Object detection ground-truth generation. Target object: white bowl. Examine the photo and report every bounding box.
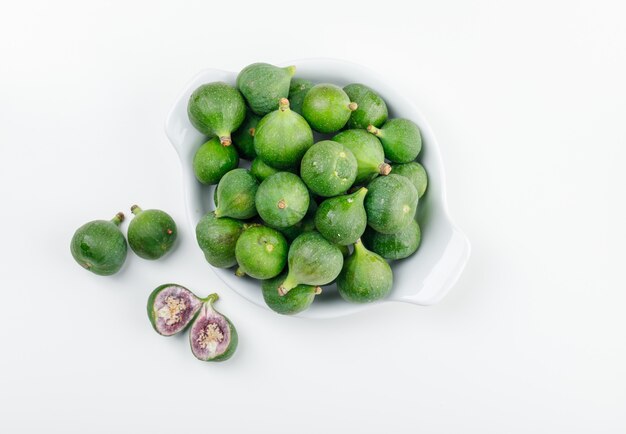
[165,58,470,318]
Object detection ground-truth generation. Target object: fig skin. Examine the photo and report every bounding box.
[127,206,177,260]
[189,294,238,362]
[256,172,310,228]
[193,137,240,185]
[187,82,246,146]
[235,225,288,279]
[288,78,314,115]
[250,158,279,182]
[367,118,422,163]
[279,231,343,295]
[343,83,388,129]
[262,273,322,315]
[237,63,296,115]
[362,220,421,260]
[337,239,393,303]
[231,111,261,160]
[300,140,358,197]
[196,211,244,268]
[147,283,202,336]
[332,129,391,184]
[302,83,358,133]
[70,212,127,275]
[365,174,418,234]
[391,162,428,198]
[315,187,368,246]
[254,98,314,170]
[214,168,259,220]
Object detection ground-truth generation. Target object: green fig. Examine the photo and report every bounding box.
[232,111,261,160]
[278,231,343,295]
[214,169,259,219]
[250,157,279,182]
[315,187,368,245]
[192,137,239,185]
[262,273,322,315]
[254,98,314,169]
[189,294,238,362]
[236,62,296,115]
[343,83,388,129]
[300,140,358,197]
[256,172,309,228]
[365,174,418,234]
[127,206,177,260]
[288,78,314,114]
[302,83,358,133]
[367,119,422,163]
[391,162,428,198]
[70,212,127,275]
[196,211,244,268]
[188,82,246,145]
[337,239,393,303]
[147,284,202,336]
[362,220,421,260]
[332,129,391,183]
[235,225,287,279]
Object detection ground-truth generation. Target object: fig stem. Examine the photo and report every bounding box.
[219,135,232,146]
[353,238,365,254]
[249,127,256,137]
[367,125,381,136]
[348,102,358,111]
[278,274,298,296]
[203,293,219,304]
[284,65,296,77]
[235,267,246,277]
[130,205,142,215]
[314,286,322,295]
[278,98,290,112]
[354,187,368,198]
[111,212,125,226]
[379,162,392,176]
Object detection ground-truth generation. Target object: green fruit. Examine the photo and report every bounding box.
[232,111,261,160]
[288,78,313,114]
[343,83,388,129]
[188,82,246,145]
[192,137,239,185]
[256,172,309,228]
[235,225,287,279]
[250,158,279,182]
[302,83,358,133]
[332,129,391,183]
[362,220,421,260]
[236,63,296,115]
[127,206,177,260]
[254,98,314,169]
[337,240,393,303]
[189,294,238,362]
[279,232,343,295]
[196,211,244,268]
[262,273,322,315]
[147,284,202,336]
[391,162,428,198]
[214,169,259,219]
[300,140,358,197]
[367,119,422,163]
[315,187,368,245]
[365,174,418,234]
[70,212,128,275]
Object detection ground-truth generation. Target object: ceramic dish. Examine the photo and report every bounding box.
[165,58,470,318]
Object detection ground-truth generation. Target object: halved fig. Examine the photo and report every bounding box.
[147,284,203,336]
[189,294,238,362]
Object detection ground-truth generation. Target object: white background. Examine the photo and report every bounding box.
[1,0,625,432]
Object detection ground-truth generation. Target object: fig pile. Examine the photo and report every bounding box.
[193,62,429,315]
